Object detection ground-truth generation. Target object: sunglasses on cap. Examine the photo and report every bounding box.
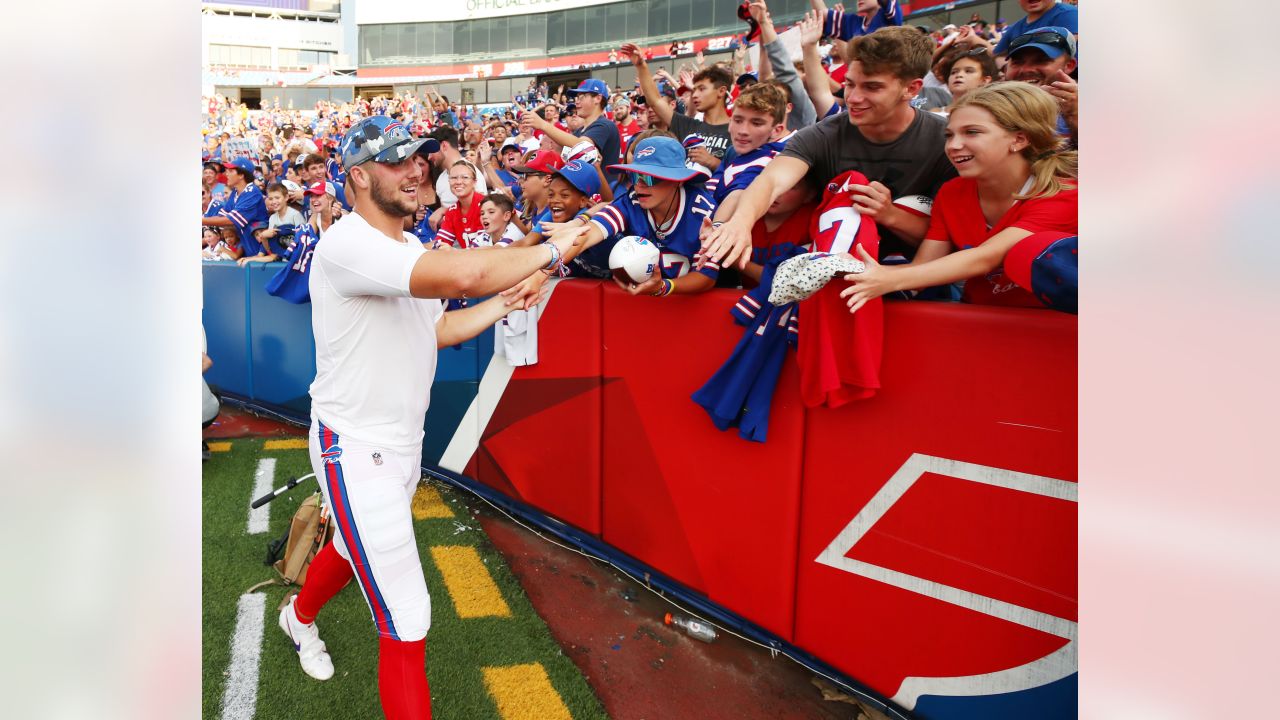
[631,172,658,187]
[1008,30,1072,53]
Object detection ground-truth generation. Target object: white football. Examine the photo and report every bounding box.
[562,140,599,164]
[892,195,934,217]
[608,235,660,284]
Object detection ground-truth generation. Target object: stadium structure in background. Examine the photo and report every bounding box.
[203,0,1029,107]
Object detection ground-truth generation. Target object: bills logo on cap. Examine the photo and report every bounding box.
[636,146,657,159]
[564,161,585,172]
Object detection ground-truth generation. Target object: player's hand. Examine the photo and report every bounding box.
[539,219,587,235]
[620,42,647,67]
[700,218,753,270]
[615,273,665,297]
[838,244,893,314]
[500,270,548,311]
[847,181,896,223]
[547,221,592,251]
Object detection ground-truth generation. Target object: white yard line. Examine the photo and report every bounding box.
[247,458,276,535]
[220,592,267,720]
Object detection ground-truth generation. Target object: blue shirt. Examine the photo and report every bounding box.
[994,3,1079,55]
[709,141,786,206]
[590,186,720,281]
[217,184,269,256]
[264,223,319,304]
[824,0,901,41]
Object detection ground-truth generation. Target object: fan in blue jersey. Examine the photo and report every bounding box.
[202,156,270,259]
[708,83,789,215]
[542,136,720,299]
[821,0,902,41]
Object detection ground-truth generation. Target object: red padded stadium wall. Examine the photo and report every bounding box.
[792,302,1077,699]
[476,280,605,534]
[462,282,1076,698]
[600,285,806,641]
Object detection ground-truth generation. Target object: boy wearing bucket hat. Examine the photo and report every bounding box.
[537,136,721,299]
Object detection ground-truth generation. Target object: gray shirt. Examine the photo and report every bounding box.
[669,113,732,159]
[780,108,957,255]
[764,37,817,130]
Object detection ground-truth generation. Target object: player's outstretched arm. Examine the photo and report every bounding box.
[701,154,809,269]
[407,232,575,299]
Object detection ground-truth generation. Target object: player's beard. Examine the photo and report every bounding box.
[369,170,417,218]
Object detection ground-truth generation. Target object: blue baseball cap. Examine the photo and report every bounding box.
[567,78,610,98]
[1008,26,1077,60]
[551,160,601,197]
[340,116,440,172]
[1004,231,1077,314]
[608,136,701,183]
[225,156,256,177]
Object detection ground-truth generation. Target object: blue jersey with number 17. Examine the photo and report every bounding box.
[265,223,319,304]
[590,185,720,281]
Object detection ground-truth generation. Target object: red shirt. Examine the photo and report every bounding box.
[436,192,486,249]
[926,178,1078,307]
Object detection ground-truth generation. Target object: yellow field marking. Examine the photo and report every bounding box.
[430,546,511,618]
[412,484,454,520]
[263,438,308,450]
[482,663,572,720]
[207,441,232,453]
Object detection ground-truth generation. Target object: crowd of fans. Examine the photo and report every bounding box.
[202,0,1078,315]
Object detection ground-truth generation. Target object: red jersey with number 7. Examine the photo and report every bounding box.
[797,171,884,408]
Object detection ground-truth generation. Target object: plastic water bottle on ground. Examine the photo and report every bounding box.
[664,612,717,643]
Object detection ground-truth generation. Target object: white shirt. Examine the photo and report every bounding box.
[435,160,488,207]
[308,211,445,453]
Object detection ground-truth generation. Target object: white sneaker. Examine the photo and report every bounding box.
[279,597,335,680]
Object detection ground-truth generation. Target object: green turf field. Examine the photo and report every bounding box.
[202,438,609,719]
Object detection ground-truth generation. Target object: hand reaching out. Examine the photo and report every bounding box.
[837,244,892,314]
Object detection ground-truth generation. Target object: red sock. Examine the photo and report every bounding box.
[378,637,432,720]
[294,542,354,623]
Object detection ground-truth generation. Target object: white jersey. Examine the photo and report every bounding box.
[308,210,444,454]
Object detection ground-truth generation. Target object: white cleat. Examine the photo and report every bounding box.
[279,596,335,681]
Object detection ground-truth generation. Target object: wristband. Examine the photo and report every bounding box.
[653,278,674,297]
[543,241,561,270]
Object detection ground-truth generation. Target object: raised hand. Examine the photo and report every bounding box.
[799,10,823,47]
[620,42,647,67]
